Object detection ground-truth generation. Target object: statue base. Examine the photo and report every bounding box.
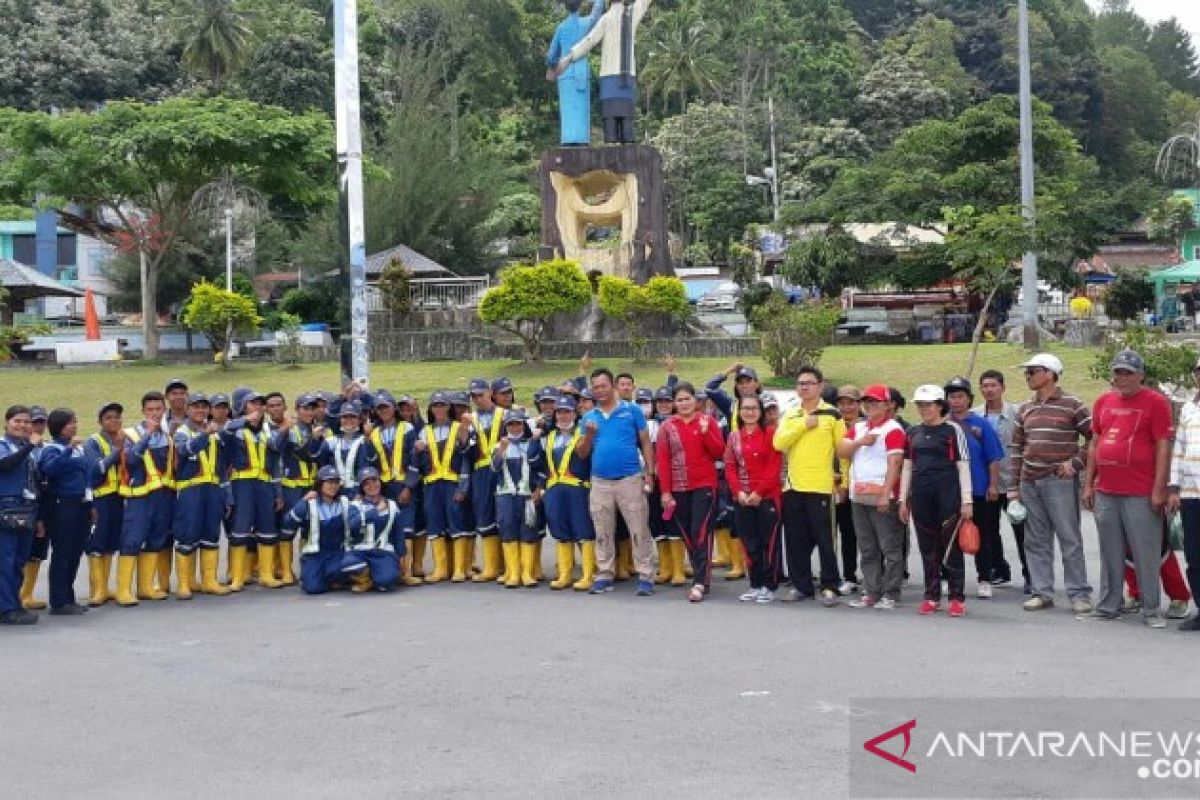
[538,144,670,283]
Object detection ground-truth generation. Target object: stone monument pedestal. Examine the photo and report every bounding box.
[539,144,670,283]
[1063,318,1101,347]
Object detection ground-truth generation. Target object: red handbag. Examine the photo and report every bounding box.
[958,518,981,555]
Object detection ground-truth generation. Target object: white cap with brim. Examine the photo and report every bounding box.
[1019,353,1064,375]
[912,384,945,403]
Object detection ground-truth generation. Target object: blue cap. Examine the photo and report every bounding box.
[316,465,340,483]
[187,392,209,406]
[429,391,451,406]
[98,401,124,420]
[317,391,337,405]
[635,388,653,403]
[295,393,317,409]
[165,377,188,393]
[579,389,594,401]
[374,389,396,408]
[357,466,382,484]
[554,396,578,412]
[491,377,513,394]
[654,386,673,401]
[338,401,361,417]
[210,393,230,408]
[503,409,528,425]
[469,378,490,394]
[535,386,559,403]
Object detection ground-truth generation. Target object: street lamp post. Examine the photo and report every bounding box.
[1018,0,1040,349]
[224,207,233,292]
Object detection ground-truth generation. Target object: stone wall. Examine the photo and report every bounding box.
[368,331,760,362]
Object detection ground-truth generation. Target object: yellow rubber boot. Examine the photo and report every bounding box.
[473,536,502,582]
[193,555,204,594]
[713,528,731,568]
[425,537,449,583]
[519,542,539,587]
[655,541,672,585]
[155,549,172,595]
[247,548,259,584]
[573,541,596,592]
[136,552,167,600]
[87,556,110,606]
[227,546,248,592]
[400,549,423,586]
[20,562,47,610]
[465,536,478,577]
[200,549,231,595]
[410,536,427,579]
[550,542,575,590]
[450,537,470,582]
[278,540,297,586]
[532,539,544,581]
[256,544,284,589]
[115,555,139,606]
[350,570,374,593]
[615,539,632,581]
[725,536,747,580]
[174,552,194,601]
[502,542,522,588]
[669,539,689,586]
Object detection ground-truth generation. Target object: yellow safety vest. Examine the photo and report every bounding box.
[369,423,410,483]
[423,422,461,485]
[474,410,504,469]
[174,428,220,490]
[118,427,171,498]
[546,430,588,489]
[281,427,317,489]
[91,433,119,498]
[230,427,270,481]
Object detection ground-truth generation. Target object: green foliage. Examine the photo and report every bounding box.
[854,55,950,148]
[780,230,865,295]
[727,242,757,287]
[739,283,776,318]
[1103,271,1155,323]
[750,295,841,378]
[181,280,262,364]
[478,259,592,362]
[271,311,304,367]
[280,280,342,326]
[0,204,33,220]
[0,322,52,361]
[598,274,690,360]
[1147,195,1198,245]
[174,0,254,88]
[377,258,414,316]
[1090,325,1196,390]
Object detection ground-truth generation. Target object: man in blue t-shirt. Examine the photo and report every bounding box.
[577,368,658,595]
[944,377,1004,599]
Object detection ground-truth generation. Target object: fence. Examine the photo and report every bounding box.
[368,332,761,363]
[366,276,490,313]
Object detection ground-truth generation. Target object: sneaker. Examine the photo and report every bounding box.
[875,597,897,610]
[636,580,655,596]
[992,575,1012,587]
[1178,615,1200,631]
[918,599,939,615]
[848,595,876,608]
[588,579,614,594]
[1121,597,1141,614]
[947,599,966,617]
[977,583,993,599]
[1144,614,1167,629]
[1023,596,1053,611]
[837,580,859,596]
[1167,600,1190,619]
[1070,599,1094,615]
[0,609,38,625]
[49,604,88,616]
[1085,609,1120,621]
[756,589,776,604]
[780,587,804,603]
[687,585,705,603]
[820,589,839,607]
[739,588,762,602]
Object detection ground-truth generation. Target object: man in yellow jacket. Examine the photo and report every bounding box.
[773,365,847,607]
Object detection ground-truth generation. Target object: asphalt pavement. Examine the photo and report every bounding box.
[3,513,1198,799]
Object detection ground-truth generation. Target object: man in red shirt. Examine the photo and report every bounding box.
[1083,349,1173,627]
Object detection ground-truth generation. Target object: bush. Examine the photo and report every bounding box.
[750,296,841,378]
[272,312,305,367]
[280,280,342,326]
[478,259,593,362]
[1090,325,1196,391]
[377,257,413,315]
[1103,270,1154,322]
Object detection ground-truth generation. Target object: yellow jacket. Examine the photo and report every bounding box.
[772,401,846,494]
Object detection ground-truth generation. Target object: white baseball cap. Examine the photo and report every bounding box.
[1019,353,1063,375]
[912,384,945,403]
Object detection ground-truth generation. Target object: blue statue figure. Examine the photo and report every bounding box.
[546,0,607,146]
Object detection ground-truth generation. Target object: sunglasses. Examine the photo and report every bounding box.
[1023,367,1047,377]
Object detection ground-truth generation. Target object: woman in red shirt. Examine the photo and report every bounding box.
[657,382,727,602]
[724,395,783,603]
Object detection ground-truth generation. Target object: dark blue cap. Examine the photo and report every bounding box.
[554,396,578,412]
[469,378,490,394]
[635,388,653,403]
[491,377,513,394]
[316,465,340,482]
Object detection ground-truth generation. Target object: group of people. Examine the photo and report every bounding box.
[1,348,1196,633]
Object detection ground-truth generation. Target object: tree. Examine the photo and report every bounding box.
[1147,195,1198,246]
[778,120,871,207]
[750,295,841,378]
[597,275,690,358]
[1103,270,1155,323]
[477,259,592,362]
[1090,46,1171,179]
[280,280,343,328]
[0,98,334,359]
[779,230,866,295]
[853,55,951,148]
[1146,19,1200,95]
[174,0,255,89]
[181,280,262,368]
[883,13,978,112]
[236,33,333,114]
[641,0,723,114]
[377,258,414,316]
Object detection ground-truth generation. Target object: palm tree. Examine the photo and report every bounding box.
[641,3,723,115]
[175,0,255,89]
[1156,111,1200,188]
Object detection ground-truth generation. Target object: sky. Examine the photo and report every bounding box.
[1085,1,1200,46]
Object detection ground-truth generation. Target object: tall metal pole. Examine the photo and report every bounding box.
[1018,0,1040,349]
[768,97,780,223]
[224,207,234,292]
[334,0,370,385]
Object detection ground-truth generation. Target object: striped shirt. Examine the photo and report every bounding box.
[1011,388,1092,483]
[1170,398,1200,498]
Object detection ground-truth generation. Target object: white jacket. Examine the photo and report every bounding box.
[565,0,653,79]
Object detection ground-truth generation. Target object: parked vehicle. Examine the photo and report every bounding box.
[697,282,742,312]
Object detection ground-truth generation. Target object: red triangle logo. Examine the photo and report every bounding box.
[864,719,917,773]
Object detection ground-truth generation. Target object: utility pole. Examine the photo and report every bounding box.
[334,0,370,385]
[224,207,234,292]
[1018,0,1040,349]
[768,97,780,223]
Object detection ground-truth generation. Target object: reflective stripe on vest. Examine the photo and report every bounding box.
[546,430,588,489]
[356,499,396,553]
[91,433,119,497]
[281,428,317,489]
[369,423,410,483]
[333,436,365,488]
[118,427,171,498]
[174,428,220,490]
[302,496,350,555]
[474,410,504,469]
[230,427,270,481]
[423,422,460,484]
[496,444,532,496]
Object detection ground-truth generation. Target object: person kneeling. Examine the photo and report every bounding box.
[353,467,403,592]
[283,466,368,594]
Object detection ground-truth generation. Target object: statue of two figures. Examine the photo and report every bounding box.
[546,0,653,146]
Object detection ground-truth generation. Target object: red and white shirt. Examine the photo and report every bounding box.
[845,418,906,502]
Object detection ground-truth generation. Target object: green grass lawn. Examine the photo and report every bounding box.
[0,342,1110,417]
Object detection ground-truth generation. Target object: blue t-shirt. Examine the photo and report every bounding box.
[956,412,1003,497]
[583,400,648,480]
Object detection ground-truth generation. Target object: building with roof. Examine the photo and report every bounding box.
[1174,188,1200,263]
[0,257,84,325]
[0,214,116,319]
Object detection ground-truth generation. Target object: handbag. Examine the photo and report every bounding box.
[958,518,981,556]
[0,505,37,534]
